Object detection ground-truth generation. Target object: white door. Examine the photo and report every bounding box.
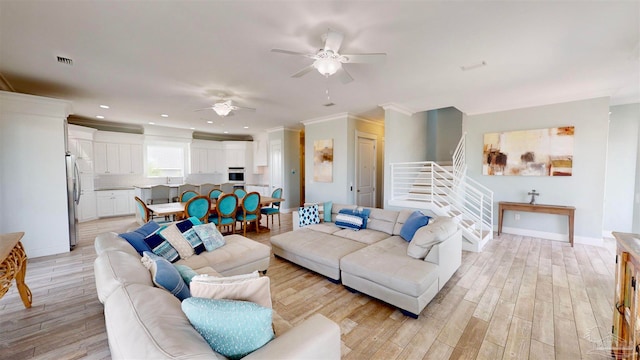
[356,136,376,207]
[270,140,283,197]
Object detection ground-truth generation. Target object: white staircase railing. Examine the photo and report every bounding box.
[389,133,494,252]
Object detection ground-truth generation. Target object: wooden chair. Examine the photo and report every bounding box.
[200,183,218,197]
[208,189,223,200]
[174,184,199,201]
[209,193,238,234]
[233,188,247,199]
[260,187,282,228]
[180,190,199,202]
[236,192,261,236]
[149,185,170,204]
[134,196,153,223]
[184,195,211,223]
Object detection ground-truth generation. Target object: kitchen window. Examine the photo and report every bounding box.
[146,143,186,177]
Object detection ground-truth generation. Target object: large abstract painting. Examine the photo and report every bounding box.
[313,139,333,182]
[483,126,574,176]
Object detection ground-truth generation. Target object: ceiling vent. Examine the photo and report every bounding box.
[56,56,73,66]
[323,102,335,107]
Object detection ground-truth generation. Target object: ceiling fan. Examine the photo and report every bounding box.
[195,98,256,117]
[271,28,386,84]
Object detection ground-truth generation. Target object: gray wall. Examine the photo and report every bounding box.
[603,103,640,234]
[426,107,463,162]
[268,128,301,211]
[464,97,610,243]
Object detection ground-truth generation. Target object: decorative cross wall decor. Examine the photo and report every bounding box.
[528,189,540,205]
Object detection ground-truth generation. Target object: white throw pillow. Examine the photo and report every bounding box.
[190,271,272,309]
[160,224,195,259]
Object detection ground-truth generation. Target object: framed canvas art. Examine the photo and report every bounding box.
[313,139,333,182]
[483,126,574,176]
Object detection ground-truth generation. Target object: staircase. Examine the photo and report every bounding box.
[389,134,493,252]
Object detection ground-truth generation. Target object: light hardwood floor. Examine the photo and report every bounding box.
[0,214,616,359]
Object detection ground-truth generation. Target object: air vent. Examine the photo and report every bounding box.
[57,56,73,65]
[323,102,335,107]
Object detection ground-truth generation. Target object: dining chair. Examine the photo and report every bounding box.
[233,188,247,199]
[200,183,218,197]
[184,195,211,223]
[260,187,282,228]
[236,192,261,236]
[208,189,223,200]
[180,190,199,202]
[209,193,238,234]
[135,196,171,224]
[149,185,171,204]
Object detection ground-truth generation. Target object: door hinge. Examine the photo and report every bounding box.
[612,325,615,334]
[616,254,618,264]
[632,277,636,290]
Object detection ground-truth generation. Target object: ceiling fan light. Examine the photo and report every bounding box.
[314,58,341,76]
[213,107,232,116]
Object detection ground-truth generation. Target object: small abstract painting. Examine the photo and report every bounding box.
[313,139,333,182]
[483,126,574,176]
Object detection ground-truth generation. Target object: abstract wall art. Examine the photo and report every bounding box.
[313,139,333,182]
[483,126,574,176]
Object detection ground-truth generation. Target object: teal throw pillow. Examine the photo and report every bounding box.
[174,264,199,286]
[142,251,191,301]
[323,201,333,222]
[193,223,225,251]
[399,211,431,242]
[182,298,274,360]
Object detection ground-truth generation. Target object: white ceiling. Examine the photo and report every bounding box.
[1,1,638,136]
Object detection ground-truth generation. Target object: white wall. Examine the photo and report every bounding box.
[0,91,72,257]
[464,97,610,244]
[268,128,301,210]
[603,103,639,235]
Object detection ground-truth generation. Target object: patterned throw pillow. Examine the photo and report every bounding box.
[141,252,191,301]
[193,223,226,252]
[298,204,320,227]
[176,218,206,255]
[160,224,196,259]
[143,228,180,263]
[181,298,274,360]
[335,213,364,231]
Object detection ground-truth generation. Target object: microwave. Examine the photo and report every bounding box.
[228,167,245,183]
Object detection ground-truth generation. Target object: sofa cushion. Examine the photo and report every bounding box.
[330,204,357,221]
[298,204,320,227]
[182,298,274,360]
[333,228,390,245]
[193,223,226,252]
[340,236,439,297]
[190,271,272,308]
[95,232,142,258]
[305,222,342,234]
[119,221,159,255]
[366,208,399,235]
[399,211,431,242]
[407,217,459,259]
[142,252,191,301]
[94,250,154,303]
[160,224,196,259]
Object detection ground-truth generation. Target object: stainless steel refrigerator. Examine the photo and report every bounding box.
[65,152,81,249]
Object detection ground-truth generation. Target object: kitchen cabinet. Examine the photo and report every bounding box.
[69,138,94,160]
[78,191,97,222]
[191,146,225,174]
[246,185,270,197]
[612,231,640,359]
[225,142,247,168]
[96,190,135,217]
[95,142,143,174]
[253,136,268,167]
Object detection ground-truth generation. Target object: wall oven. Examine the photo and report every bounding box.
[228,167,245,183]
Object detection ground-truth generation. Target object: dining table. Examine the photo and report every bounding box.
[147,196,284,229]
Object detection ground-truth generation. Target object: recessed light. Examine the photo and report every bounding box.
[223,131,229,134]
[149,122,155,125]
[96,115,104,119]
[161,114,169,118]
[207,121,213,124]
[190,127,195,130]
[243,126,249,129]
[99,105,109,109]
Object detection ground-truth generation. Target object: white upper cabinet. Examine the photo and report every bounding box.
[253,133,268,172]
[94,141,143,175]
[190,141,225,174]
[224,141,249,168]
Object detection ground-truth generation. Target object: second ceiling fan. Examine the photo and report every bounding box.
[272,28,386,84]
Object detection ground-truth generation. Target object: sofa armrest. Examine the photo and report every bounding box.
[424,229,462,290]
[244,314,341,360]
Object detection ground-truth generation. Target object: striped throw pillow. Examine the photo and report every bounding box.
[335,213,364,231]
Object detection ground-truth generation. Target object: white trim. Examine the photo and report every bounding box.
[499,226,605,247]
[355,131,377,208]
[301,112,349,126]
[379,103,414,116]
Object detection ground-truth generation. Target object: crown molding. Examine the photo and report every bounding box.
[379,103,415,117]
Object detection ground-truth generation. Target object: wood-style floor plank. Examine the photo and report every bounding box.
[0,214,617,359]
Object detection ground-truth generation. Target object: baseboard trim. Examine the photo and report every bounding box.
[499,226,604,247]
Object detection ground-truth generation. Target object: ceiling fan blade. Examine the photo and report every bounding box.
[337,67,354,84]
[342,53,387,64]
[271,49,309,56]
[291,65,316,78]
[323,29,344,53]
[235,106,256,112]
[194,107,213,112]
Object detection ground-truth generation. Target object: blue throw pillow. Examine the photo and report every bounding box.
[175,218,206,255]
[182,298,274,360]
[339,208,371,228]
[143,228,181,263]
[142,252,191,301]
[400,211,431,242]
[323,201,333,222]
[193,223,226,251]
[119,221,160,255]
[335,213,364,231]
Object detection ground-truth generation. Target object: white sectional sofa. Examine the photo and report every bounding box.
[93,232,341,359]
[270,204,462,318]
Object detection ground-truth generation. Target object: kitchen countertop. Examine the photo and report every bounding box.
[95,187,135,191]
[134,184,181,189]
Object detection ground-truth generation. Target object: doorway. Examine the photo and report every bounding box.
[355,132,376,207]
